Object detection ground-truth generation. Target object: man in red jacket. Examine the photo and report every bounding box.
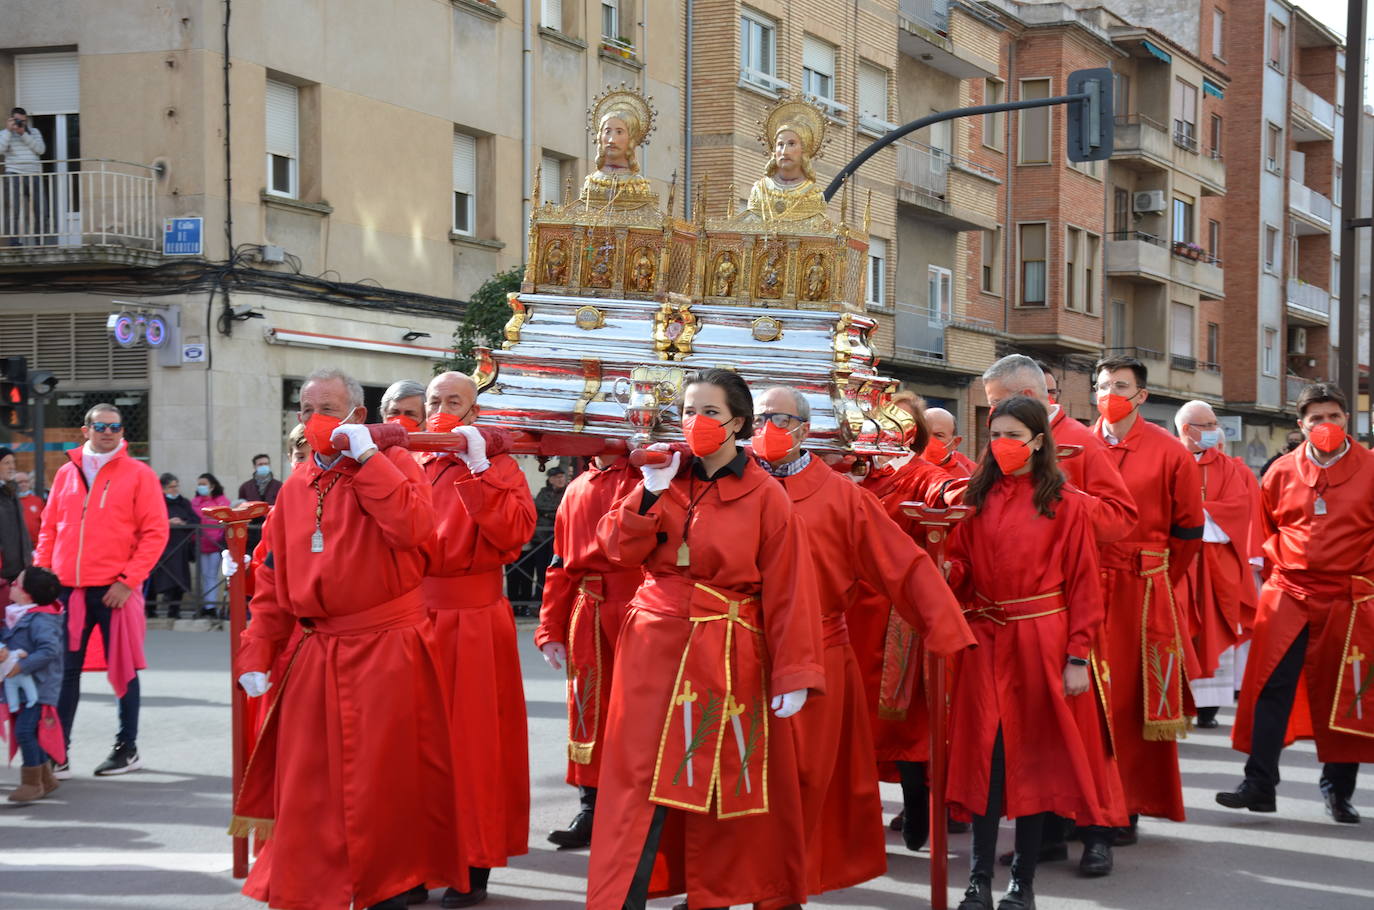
[14,471,45,548]
[922,407,976,478]
[34,404,168,779]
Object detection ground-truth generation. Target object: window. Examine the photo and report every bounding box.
[1213,9,1226,59]
[1085,233,1099,313]
[1264,225,1279,272]
[1110,299,1127,349]
[1333,255,1341,292]
[541,0,562,30]
[739,10,778,90]
[1065,227,1078,309]
[802,36,836,106]
[540,154,563,205]
[1265,123,1282,173]
[1172,197,1194,244]
[928,265,953,320]
[866,236,887,308]
[1113,72,1130,118]
[1173,79,1198,151]
[858,63,891,131]
[983,79,1004,150]
[452,131,476,235]
[1019,223,1047,306]
[981,227,1002,293]
[1268,18,1285,71]
[1208,219,1221,258]
[1170,302,1195,358]
[1064,228,1100,312]
[601,0,619,40]
[1207,322,1220,365]
[1208,114,1223,158]
[265,80,299,197]
[1335,164,1343,198]
[1113,188,1131,234]
[1263,327,1278,375]
[1018,78,1051,164]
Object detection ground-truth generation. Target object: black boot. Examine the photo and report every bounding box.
[957,876,993,910]
[404,883,430,904]
[1112,814,1139,846]
[441,868,489,908]
[896,761,930,851]
[548,785,596,848]
[367,896,411,910]
[1195,705,1220,729]
[997,879,1035,910]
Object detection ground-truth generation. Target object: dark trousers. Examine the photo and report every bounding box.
[1245,626,1359,798]
[57,585,141,750]
[16,703,49,767]
[971,729,1047,884]
[2,172,46,240]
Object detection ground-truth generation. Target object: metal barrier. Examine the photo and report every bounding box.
[143,521,231,620]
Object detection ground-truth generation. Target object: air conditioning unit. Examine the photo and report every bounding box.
[1133,190,1166,213]
[1291,326,1309,355]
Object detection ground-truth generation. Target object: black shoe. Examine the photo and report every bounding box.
[94,741,141,776]
[1215,782,1276,813]
[997,879,1035,910]
[1079,841,1113,876]
[52,760,72,780]
[1195,706,1220,728]
[998,842,1067,866]
[889,809,905,831]
[439,888,487,909]
[902,805,930,851]
[1111,818,1138,845]
[957,877,993,910]
[548,808,594,848]
[367,897,409,910]
[1323,788,1361,824]
[405,883,430,904]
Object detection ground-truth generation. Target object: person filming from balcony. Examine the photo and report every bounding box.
[0,107,47,246]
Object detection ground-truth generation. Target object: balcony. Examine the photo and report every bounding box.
[1287,374,1308,404]
[1168,243,1225,298]
[1291,82,1336,141]
[1287,278,1333,322]
[1289,179,1333,233]
[895,140,998,231]
[898,0,998,78]
[1190,145,1227,196]
[0,159,163,269]
[895,305,949,359]
[1111,114,1172,171]
[1105,231,1172,284]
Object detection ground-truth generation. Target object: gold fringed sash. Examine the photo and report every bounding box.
[566,576,606,765]
[1138,550,1189,742]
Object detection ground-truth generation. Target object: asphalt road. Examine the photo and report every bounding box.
[1,627,1370,910]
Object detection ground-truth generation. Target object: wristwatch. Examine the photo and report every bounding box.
[1067,656,1089,667]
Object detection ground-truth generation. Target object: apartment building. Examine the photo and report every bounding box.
[0,0,683,484]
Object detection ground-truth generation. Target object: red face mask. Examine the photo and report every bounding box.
[385,415,420,432]
[1047,391,1058,406]
[1308,421,1345,453]
[990,437,1034,475]
[684,414,731,457]
[426,411,464,433]
[923,438,949,465]
[752,421,795,463]
[304,413,343,458]
[1096,392,1136,424]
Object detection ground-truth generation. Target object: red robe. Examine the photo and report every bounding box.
[1175,448,1260,678]
[774,457,973,899]
[1092,415,1204,821]
[235,450,463,910]
[946,477,1122,826]
[929,449,977,479]
[1233,442,1374,761]
[535,458,643,786]
[588,453,825,910]
[421,452,535,870]
[849,456,956,771]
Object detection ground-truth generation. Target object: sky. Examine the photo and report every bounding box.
[1295,0,1373,102]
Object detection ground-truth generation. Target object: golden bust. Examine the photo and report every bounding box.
[745,94,830,226]
[579,84,658,209]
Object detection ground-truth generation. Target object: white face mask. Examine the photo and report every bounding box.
[1195,429,1223,450]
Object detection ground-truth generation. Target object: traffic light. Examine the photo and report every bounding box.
[1067,68,1114,162]
[0,356,29,430]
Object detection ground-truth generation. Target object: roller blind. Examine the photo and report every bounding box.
[541,154,561,203]
[453,132,476,194]
[858,63,887,120]
[16,53,80,114]
[803,36,833,77]
[541,0,561,29]
[265,80,299,159]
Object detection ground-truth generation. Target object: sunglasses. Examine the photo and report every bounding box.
[88,422,124,433]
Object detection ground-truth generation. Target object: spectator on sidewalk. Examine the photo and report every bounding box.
[35,403,168,778]
[191,473,231,616]
[2,566,66,803]
[0,448,33,606]
[148,474,197,621]
[14,471,45,548]
[237,454,283,505]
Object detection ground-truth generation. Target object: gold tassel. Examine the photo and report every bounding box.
[227,815,275,840]
[1141,718,1190,742]
[568,741,596,765]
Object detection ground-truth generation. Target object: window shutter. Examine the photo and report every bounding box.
[541,154,561,203]
[859,64,887,120]
[265,81,299,159]
[803,36,833,77]
[15,53,80,114]
[541,0,562,28]
[453,132,477,195]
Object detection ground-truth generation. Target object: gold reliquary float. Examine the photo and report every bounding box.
[474,84,914,455]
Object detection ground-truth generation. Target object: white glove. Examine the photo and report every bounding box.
[453,425,490,474]
[771,688,808,718]
[540,642,567,671]
[639,450,681,493]
[238,671,271,698]
[220,549,251,578]
[334,423,377,463]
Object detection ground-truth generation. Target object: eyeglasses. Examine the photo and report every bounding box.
[88,422,123,433]
[756,412,804,428]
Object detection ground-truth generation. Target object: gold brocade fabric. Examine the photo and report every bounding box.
[579,170,658,210]
[745,176,828,226]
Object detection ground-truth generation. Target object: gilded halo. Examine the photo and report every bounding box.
[758,92,829,161]
[587,83,657,148]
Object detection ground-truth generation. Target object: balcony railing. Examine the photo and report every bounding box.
[739,68,791,95]
[1289,179,1333,226]
[1108,230,1167,247]
[0,159,159,250]
[1169,239,1222,266]
[1287,278,1332,317]
[1291,82,1336,133]
[1172,120,1198,153]
[598,35,637,60]
[896,304,949,358]
[899,0,949,37]
[897,141,949,201]
[1286,374,1308,404]
[1171,354,1197,371]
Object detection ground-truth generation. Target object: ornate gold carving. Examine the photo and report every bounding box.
[629,246,656,292]
[574,305,607,331]
[801,253,828,301]
[712,251,739,297]
[470,347,499,392]
[756,244,785,300]
[543,238,569,285]
[833,313,853,367]
[653,296,698,360]
[572,357,603,432]
[585,233,616,289]
[502,294,529,349]
[751,316,784,343]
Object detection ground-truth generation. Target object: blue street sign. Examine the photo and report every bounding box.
[163,217,204,256]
